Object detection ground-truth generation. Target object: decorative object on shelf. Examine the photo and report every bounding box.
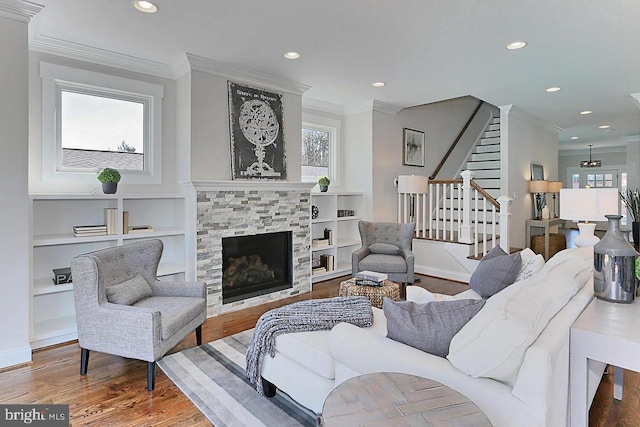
[580,144,602,168]
[97,168,121,194]
[594,215,639,303]
[128,225,154,233]
[324,228,334,245]
[52,267,72,285]
[528,180,548,220]
[337,209,355,217]
[547,181,563,218]
[560,188,619,247]
[541,205,550,219]
[228,81,286,180]
[620,188,640,250]
[311,205,319,219]
[318,175,330,192]
[402,128,425,167]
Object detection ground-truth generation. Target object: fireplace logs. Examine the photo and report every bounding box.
[223,255,275,288]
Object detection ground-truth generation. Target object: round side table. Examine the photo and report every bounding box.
[338,278,400,308]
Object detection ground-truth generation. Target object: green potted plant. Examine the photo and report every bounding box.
[620,189,640,250]
[318,176,330,192]
[97,168,121,194]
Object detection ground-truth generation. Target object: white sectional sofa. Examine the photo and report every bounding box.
[260,248,606,426]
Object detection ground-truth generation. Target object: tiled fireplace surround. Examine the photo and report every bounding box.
[195,182,314,317]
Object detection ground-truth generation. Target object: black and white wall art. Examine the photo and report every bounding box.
[228,82,287,180]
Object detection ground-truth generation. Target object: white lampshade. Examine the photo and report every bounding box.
[559,188,619,222]
[529,180,549,193]
[397,175,428,194]
[547,181,563,193]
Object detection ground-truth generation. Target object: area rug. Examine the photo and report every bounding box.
[158,329,316,427]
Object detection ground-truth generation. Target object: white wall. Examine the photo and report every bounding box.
[0,15,31,368]
[28,52,179,194]
[502,105,559,248]
[627,142,640,190]
[343,110,373,220]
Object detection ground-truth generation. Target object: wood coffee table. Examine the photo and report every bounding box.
[321,372,490,426]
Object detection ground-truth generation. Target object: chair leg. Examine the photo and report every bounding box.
[147,361,156,391]
[262,377,277,397]
[196,325,202,346]
[80,348,90,375]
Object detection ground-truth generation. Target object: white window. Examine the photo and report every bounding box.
[41,62,163,184]
[301,122,339,183]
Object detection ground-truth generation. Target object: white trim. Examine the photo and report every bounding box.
[185,180,315,192]
[40,62,164,185]
[302,98,344,116]
[301,119,341,186]
[185,53,310,96]
[415,264,472,283]
[0,0,42,23]
[372,99,403,115]
[0,345,31,369]
[623,135,640,143]
[500,104,562,134]
[344,99,405,116]
[29,34,176,79]
[631,93,640,108]
[559,146,627,156]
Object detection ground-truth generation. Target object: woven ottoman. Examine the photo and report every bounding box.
[339,278,400,308]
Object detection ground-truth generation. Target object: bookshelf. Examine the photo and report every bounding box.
[29,193,187,349]
[311,192,365,284]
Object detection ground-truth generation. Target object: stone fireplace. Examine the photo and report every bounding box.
[194,181,313,316]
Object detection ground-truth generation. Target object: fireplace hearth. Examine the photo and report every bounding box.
[222,231,293,304]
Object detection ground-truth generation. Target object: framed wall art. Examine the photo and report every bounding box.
[403,128,425,167]
[228,81,287,180]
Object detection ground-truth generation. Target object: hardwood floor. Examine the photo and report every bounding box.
[0,274,635,426]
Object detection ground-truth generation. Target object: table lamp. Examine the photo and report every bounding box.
[547,181,563,218]
[397,175,428,224]
[529,180,548,219]
[559,188,619,247]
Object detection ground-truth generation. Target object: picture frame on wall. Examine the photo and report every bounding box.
[228,81,287,180]
[403,128,425,167]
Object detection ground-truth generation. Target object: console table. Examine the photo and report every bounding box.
[321,372,490,426]
[570,297,640,427]
[526,218,564,260]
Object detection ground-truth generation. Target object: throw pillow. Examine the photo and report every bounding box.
[447,255,592,385]
[384,298,486,358]
[516,248,545,281]
[469,246,522,298]
[105,273,153,305]
[369,243,401,255]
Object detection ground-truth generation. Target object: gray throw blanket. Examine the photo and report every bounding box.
[246,296,374,395]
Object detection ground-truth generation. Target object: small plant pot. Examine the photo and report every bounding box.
[320,185,328,192]
[102,182,118,194]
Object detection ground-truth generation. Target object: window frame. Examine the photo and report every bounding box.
[301,118,340,185]
[40,62,164,184]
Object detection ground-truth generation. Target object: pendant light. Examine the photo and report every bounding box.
[580,145,601,168]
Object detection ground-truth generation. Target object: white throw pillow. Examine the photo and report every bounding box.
[516,248,545,281]
[447,252,592,385]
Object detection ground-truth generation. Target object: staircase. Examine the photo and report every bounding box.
[465,116,501,199]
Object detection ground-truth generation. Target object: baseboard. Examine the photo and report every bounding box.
[0,345,32,370]
[415,265,471,283]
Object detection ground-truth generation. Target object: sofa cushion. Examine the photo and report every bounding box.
[469,246,521,298]
[105,273,153,305]
[368,243,401,255]
[516,248,545,281]
[447,249,592,385]
[133,296,205,340]
[384,298,485,357]
[359,254,407,273]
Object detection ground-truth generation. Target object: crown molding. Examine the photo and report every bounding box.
[29,34,175,79]
[623,134,640,143]
[344,99,404,116]
[184,53,310,96]
[632,93,640,109]
[0,0,42,23]
[372,99,403,115]
[558,145,626,155]
[499,104,562,134]
[302,98,344,116]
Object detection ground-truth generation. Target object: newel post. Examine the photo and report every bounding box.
[459,170,474,244]
[497,195,513,252]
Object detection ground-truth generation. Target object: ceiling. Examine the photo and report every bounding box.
[28,0,640,151]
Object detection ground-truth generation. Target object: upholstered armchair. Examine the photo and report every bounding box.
[352,220,416,285]
[70,239,207,390]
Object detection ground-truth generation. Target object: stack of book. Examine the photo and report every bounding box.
[312,266,327,275]
[312,238,330,248]
[355,270,388,286]
[128,225,154,233]
[73,225,107,237]
[320,254,334,271]
[104,208,117,235]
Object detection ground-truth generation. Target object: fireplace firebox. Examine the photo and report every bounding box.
[222,231,293,304]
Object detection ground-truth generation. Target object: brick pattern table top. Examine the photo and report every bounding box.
[321,372,491,427]
[338,278,400,309]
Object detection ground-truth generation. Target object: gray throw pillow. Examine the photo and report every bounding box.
[384,298,486,357]
[369,243,401,255]
[469,246,522,298]
[105,273,153,305]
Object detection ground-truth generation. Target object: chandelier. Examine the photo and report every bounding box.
[580,144,601,168]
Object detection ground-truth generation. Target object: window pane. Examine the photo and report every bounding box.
[61,91,144,170]
[572,174,580,189]
[301,128,329,179]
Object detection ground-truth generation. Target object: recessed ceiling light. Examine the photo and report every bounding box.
[506,41,527,50]
[546,87,561,93]
[598,125,610,129]
[283,52,300,60]
[580,110,593,115]
[372,82,386,87]
[133,0,158,13]
[571,136,579,140]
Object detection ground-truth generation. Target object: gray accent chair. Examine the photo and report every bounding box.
[352,221,416,285]
[71,239,207,391]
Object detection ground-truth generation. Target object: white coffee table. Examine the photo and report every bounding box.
[570,297,640,426]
